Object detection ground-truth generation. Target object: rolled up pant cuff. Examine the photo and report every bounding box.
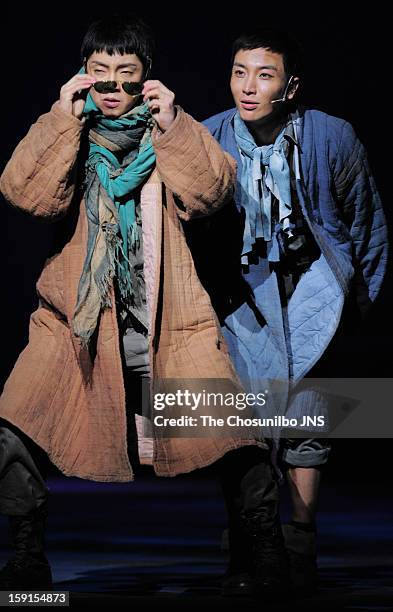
[282,446,330,467]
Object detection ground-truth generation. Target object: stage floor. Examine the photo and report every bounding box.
[1,472,392,610]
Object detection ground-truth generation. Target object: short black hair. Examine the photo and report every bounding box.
[81,14,155,73]
[231,29,303,79]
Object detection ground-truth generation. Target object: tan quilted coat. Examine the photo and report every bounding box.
[0,102,264,482]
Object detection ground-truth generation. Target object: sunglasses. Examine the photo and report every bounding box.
[92,81,144,96]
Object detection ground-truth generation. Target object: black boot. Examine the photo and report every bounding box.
[0,502,53,590]
[218,446,288,598]
[242,515,290,598]
[221,519,254,597]
[282,522,318,593]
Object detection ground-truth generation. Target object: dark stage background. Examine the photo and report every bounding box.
[0,8,392,485]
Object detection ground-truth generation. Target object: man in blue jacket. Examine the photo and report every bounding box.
[199,29,388,596]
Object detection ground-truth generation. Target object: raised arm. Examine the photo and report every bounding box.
[152,106,236,221]
[0,101,85,222]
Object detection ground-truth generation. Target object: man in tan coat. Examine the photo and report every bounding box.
[0,16,288,596]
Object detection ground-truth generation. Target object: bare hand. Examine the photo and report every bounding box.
[59,74,97,120]
[142,80,176,132]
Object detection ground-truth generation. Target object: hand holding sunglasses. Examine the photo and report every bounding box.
[59,73,98,120]
[142,80,176,133]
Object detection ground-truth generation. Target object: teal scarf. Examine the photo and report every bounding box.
[233,112,293,264]
[71,85,156,346]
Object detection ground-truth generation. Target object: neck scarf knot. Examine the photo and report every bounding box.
[233,111,293,264]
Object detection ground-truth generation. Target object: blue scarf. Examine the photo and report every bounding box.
[71,86,156,346]
[233,112,293,264]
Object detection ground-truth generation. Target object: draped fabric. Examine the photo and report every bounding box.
[233,111,294,265]
[71,89,156,345]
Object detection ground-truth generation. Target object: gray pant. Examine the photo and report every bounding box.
[0,421,49,516]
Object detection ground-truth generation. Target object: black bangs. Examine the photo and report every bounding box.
[81,15,155,70]
[231,28,304,79]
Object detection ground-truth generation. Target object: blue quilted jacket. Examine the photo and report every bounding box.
[201,107,388,419]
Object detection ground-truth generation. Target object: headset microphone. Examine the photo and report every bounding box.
[271,75,294,104]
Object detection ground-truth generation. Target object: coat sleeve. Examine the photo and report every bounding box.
[151,106,236,220]
[333,121,389,314]
[0,101,85,222]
